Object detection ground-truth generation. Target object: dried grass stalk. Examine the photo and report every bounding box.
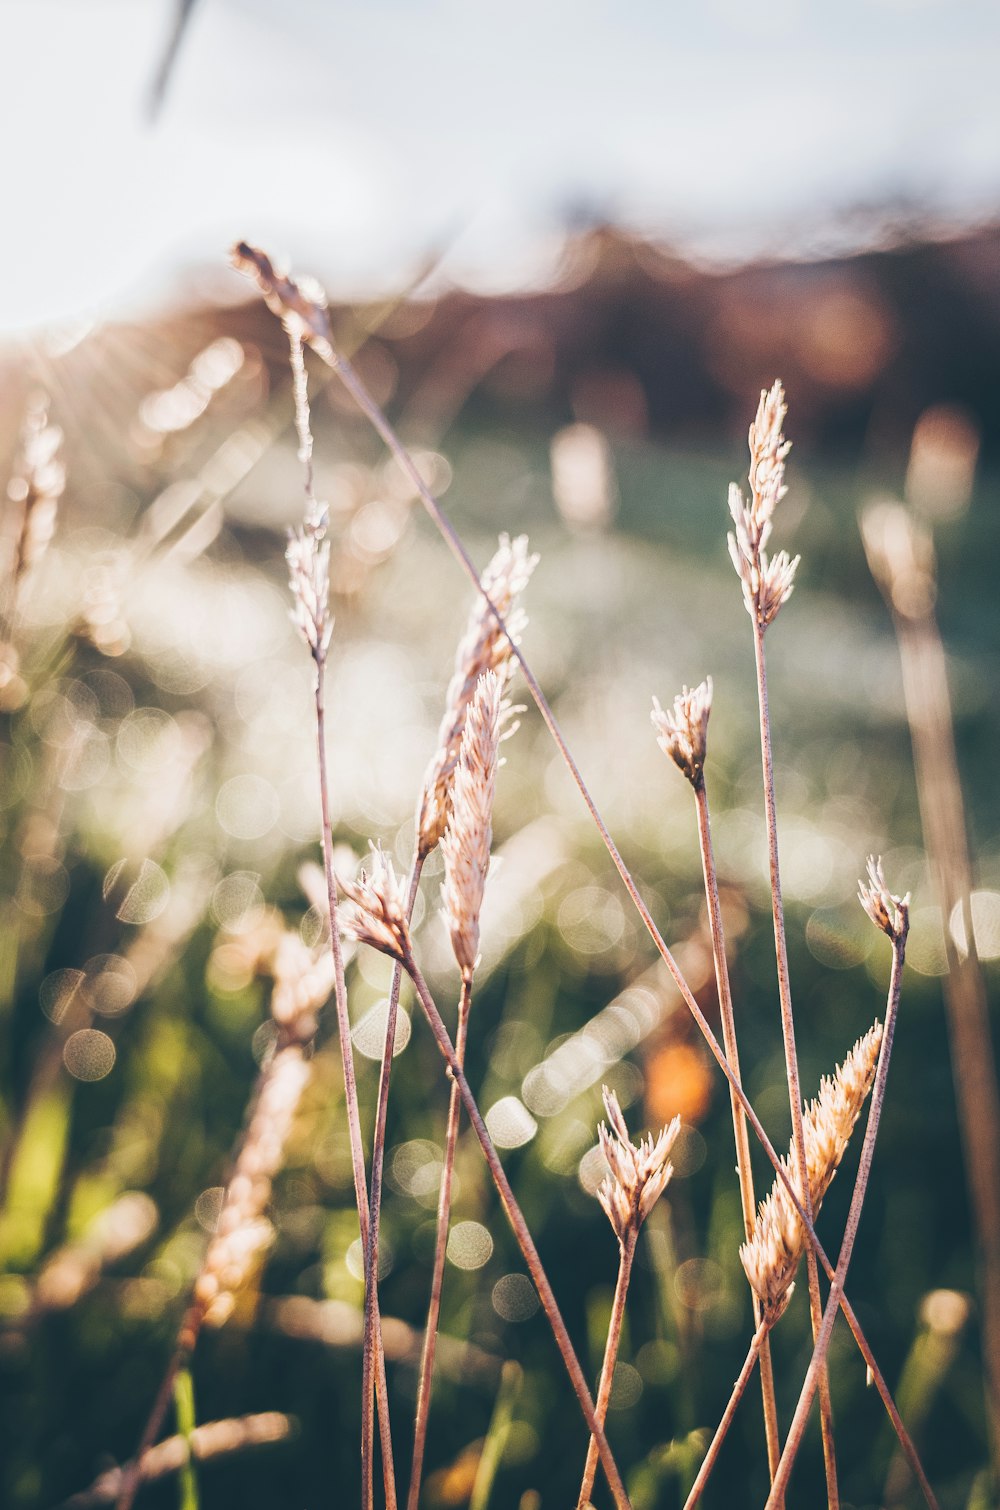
[741,1023,883,1319]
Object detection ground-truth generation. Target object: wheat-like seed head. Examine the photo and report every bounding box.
[596,1086,681,1245]
[340,846,411,962]
[231,242,332,349]
[651,678,713,785]
[440,671,503,979]
[269,931,337,1044]
[858,856,910,943]
[727,381,799,629]
[418,533,537,857]
[740,1022,883,1318]
[195,1043,313,1327]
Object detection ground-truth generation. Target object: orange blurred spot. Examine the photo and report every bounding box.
[645,1041,713,1126]
[426,1441,482,1506]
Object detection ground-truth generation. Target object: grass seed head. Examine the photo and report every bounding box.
[651,678,713,785]
[340,846,411,962]
[596,1086,681,1245]
[740,1022,883,1317]
[418,533,537,857]
[727,381,798,629]
[858,855,910,943]
[440,670,504,979]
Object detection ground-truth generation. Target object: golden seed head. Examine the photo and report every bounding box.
[440,671,504,979]
[858,855,910,944]
[651,678,713,785]
[418,533,537,856]
[740,1022,882,1317]
[340,846,410,962]
[727,381,798,629]
[595,1086,681,1244]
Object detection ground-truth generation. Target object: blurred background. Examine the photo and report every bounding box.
[1,2,999,1507]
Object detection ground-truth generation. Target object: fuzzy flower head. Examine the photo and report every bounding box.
[858,856,910,944]
[286,507,332,656]
[596,1087,681,1245]
[651,678,712,786]
[727,381,799,630]
[740,1022,882,1318]
[440,671,504,979]
[418,534,537,857]
[340,847,410,963]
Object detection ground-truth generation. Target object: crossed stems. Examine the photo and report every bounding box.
[687,916,911,1507]
[392,941,634,1510]
[752,612,839,1506]
[233,244,936,1508]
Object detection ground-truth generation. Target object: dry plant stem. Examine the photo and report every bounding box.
[693,776,780,1480]
[871,529,1000,1465]
[577,1228,638,1508]
[401,950,631,1510]
[407,977,473,1510]
[236,266,932,1497]
[751,619,839,1508]
[314,667,397,1510]
[684,1316,770,1510]
[767,922,909,1506]
[316,335,930,1501]
[362,857,423,1509]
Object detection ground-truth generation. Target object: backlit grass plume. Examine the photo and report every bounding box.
[418,534,536,857]
[741,1023,883,1319]
[728,380,800,629]
[440,670,504,980]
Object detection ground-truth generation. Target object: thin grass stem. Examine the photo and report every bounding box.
[752,617,839,1506]
[361,857,423,1508]
[407,976,473,1510]
[693,775,781,1479]
[577,1227,638,1508]
[684,1317,769,1510]
[314,673,397,1510]
[401,947,632,1510]
[766,903,910,1504]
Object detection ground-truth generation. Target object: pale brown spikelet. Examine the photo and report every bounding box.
[231,242,332,349]
[285,330,333,658]
[740,1022,883,1317]
[727,381,799,629]
[596,1086,681,1245]
[440,670,504,978]
[858,856,910,943]
[194,1041,313,1328]
[340,846,411,962]
[269,930,337,1043]
[418,533,537,857]
[651,678,713,785]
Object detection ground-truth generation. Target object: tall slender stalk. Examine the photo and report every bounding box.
[407,977,473,1510]
[653,680,781,1478]
[284,326,396,1507]
[765,868,910,1505]
[361,860,422,1510]
[691,775,781,1476]
[232,242,936,1503]
[752,618,839,1504]
[684,1316,770,1510]
[578,1228,638,1508]
[863,501,1000,1471]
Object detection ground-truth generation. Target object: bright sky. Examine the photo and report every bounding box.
[3,0,999,332]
